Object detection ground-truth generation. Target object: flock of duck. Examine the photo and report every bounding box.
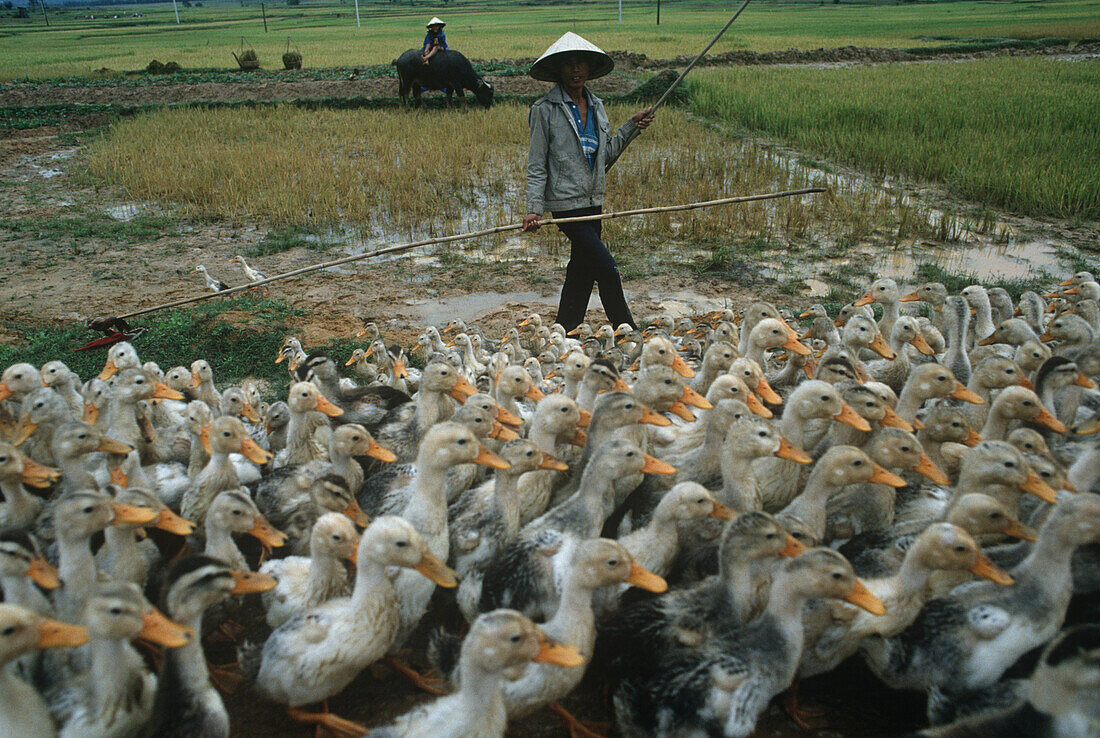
[0,270,1099,737]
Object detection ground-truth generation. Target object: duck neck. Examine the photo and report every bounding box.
[896,384,933,422]
[761,573,809,641]
[203,523,245,571]
[285,410,321,466]
[780,468,841,539]
[327,447,363,492]
[56,531,98,621]
[0,573,48,614]
[167,606,212,689]
[351,557,393,611]
[978,405,1010,441]
[720,448,762,511]
[495,389,522,419]
[187,430,209,479]
[720,558,759,624]
[402,457,450,549]
[103,525,141,568]
[1016,519,1077,592]
[107,396,143,448]
[491,470,523,538]
[87,634,142,712]
[417,389,454,434]
[455,653,506,722]
[529,423,559,455]
[54,450,97,493]
[308,552,345,602]
[0,477,40,525]
[892,548,935,598]
[547,568,596,643]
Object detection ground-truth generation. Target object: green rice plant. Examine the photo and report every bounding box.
[81,102,949,256]
[3,0,1099,80]
[690,57,1100,220]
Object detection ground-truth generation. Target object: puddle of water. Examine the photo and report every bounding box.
[38,168,64,178]
[870,239,1064,281]
[106,202,145,221]
[404,290,551,325]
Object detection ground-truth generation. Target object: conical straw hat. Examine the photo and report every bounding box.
[427,17,445,27]
[529,32,614,82]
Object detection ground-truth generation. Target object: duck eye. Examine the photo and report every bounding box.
[954,546,966,553]
[831,572,843,580]
[395,540,407,548]
[1004,462,1014,468]
[991,512,1003,519]
[853,459,863,466]
[110,606,123,615]
[0,626,13,636]
[82,506,94,514]
[510,634,522,643]
[607,559,618,567]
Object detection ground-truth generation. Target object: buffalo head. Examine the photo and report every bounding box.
[474,79,494,109]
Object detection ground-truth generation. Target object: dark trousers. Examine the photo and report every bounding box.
[553,206,636,332]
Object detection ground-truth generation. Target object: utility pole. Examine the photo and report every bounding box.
[657,0,660,25]
[172,0,180,24]
[39,0,49,26]
[261,2,267,32]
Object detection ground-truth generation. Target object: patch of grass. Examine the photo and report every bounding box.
[249,228,338,257]
[691,57,1100,219]
[914,263,1052,301]
[0,296,306,390]
[0,213,180,243]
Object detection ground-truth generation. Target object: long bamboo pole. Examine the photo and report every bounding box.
[650,0,753,112]
[112,186,824,321]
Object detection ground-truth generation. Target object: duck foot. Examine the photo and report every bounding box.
[383,655,449,695]
[548,701,609,738]
[287,704,366,738]
[207,619,245,644]
[207,660,246,694]
[782,683,827,730]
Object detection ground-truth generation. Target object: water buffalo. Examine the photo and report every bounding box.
[392,49,494,110]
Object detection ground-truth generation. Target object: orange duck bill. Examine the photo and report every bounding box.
[869,463,908,488]
[413,551,459,588]
[539,453,569,472]
[625,560,668,593]
[1003,518,1038,542]
[230,570,278,594]
[678,385,712,410]
[239,436,273,465]
[95,436,134,455]
[668,402,696,422]
[248,516,288,548]
[1033,407,1068,433]
[880,406,914,432]
[640,405,672,427]
[139,608,195,648]
[36,619,89,649]
[670,354,695,378]
[341,499,371,528]
[18,458,60,488]
[709,500,737,520]
[447,376,478,402]
[533,630,585,668]
[950,383,984,404]
[745,391,773,418]
[25,557,61,589]
[834,404,872,432]
[488,422,520,442]
[111,503,158,526]
[969,554,1014,586]
[755,378,783,405]
[154,509,196,536]
[774,437,812,464]
[366,439,398,463]
[911,454,950,485]
[1018,471,1058,503]
[845,579,887,615]
[473,446,510,470]
[313,394,345,417]
[641,454,676,475]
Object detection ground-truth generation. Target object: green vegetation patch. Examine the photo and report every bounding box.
[0,213,180,242]
[0,296,347,392]
[691,57,1100,220]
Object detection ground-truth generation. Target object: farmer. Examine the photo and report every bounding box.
[421,17,447,65]
[521,32,654,333]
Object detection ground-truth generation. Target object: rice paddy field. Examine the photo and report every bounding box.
[691,56,1100,220]
[2,0,1100,79]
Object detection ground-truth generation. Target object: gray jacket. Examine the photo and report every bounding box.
[525,84,640,214]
